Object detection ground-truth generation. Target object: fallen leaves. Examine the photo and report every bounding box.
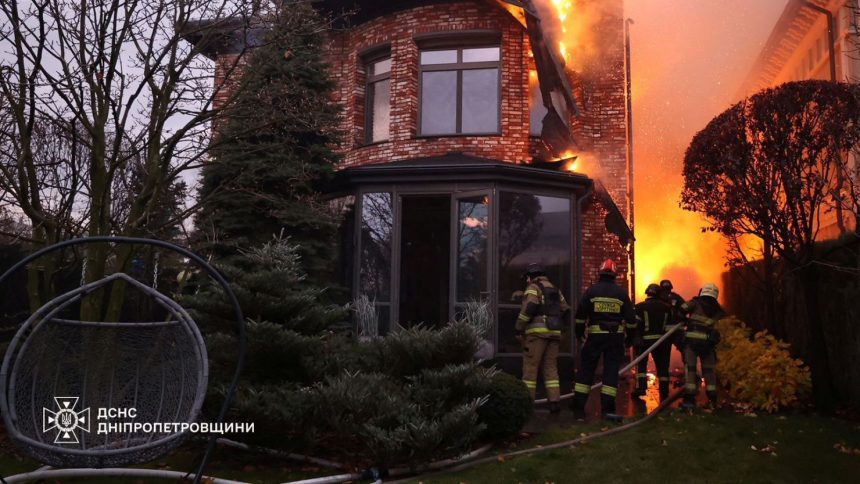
[834,442,860,456]
[750,442,778,457]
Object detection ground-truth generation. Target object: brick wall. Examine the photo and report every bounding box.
[323,1,538,167]
[574,0,631,290]
[208,0,631,293]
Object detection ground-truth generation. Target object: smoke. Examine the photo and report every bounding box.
[624,0,788,300]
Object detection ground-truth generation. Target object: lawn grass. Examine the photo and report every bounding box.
[419,410,860,484]
[2,411,858,483]
[0,438,342,483]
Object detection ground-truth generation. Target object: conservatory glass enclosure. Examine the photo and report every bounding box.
[330,154,592,360]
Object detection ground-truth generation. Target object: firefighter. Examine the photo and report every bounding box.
[515,263,570,414]
[680,282,726,409]
[571,259,637,423]
[659,280,686,324]
[660,279,687,364]
[632,283,674,402]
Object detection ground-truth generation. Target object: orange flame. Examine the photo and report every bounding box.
[551,0,573,63]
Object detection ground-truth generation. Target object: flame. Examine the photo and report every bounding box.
[551,0,574,63]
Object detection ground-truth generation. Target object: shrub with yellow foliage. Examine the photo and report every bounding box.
[715,317,812,413]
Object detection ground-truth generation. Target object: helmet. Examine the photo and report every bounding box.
[645,283,661,298]
[660,279,673,291]
[700,282,719,299]
[522,263,545,280]
[599,259,617,275]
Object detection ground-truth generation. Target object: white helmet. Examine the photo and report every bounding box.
[700,282,719,299]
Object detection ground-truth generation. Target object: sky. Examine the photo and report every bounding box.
[624,0,790,299]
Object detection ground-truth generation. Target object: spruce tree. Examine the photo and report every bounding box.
[185,3,349,425]
[195,3,341,282]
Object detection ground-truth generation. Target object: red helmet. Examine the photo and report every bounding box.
[599,259,617,275]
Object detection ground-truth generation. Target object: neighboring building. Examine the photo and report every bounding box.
[185,0,633,383]
[738,0,859,238]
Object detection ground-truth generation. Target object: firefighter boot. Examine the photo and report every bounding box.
[706,391,718,408]
[603,413,623,424]
[549,401,561,415]
[680,395,696,410]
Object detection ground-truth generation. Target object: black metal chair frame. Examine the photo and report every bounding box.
[0,237,246,484]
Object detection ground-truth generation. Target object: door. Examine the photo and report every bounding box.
[398,194,451,328]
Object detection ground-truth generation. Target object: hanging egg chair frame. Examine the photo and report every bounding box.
[0,237,246,484]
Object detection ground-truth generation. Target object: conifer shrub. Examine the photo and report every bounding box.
[716,317,812,412]
[470,371,533,440]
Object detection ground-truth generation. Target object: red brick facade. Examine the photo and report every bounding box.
[319,0,629,285]
[324,3,537,167]
[209,0,631,294]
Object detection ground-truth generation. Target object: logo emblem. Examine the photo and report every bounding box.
[43,397,90,444]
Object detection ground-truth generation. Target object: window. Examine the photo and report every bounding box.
[365,57,391,143]
[359,192,393,332]
[419,46,500,135]
[497,192,572,354]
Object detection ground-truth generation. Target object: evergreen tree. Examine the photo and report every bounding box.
[195,3,341,282]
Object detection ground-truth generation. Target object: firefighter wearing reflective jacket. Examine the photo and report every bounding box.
[571,259,637,423]
[632,284,674,402]
[680,282,726,408]
[516,263,570,414]
[660,279,687,358]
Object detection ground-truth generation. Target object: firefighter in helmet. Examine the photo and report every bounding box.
[680,282,726,408]
[515,263,570,414]
[660,279,687,357]
[571,259,637,422]
[632,283,674,402]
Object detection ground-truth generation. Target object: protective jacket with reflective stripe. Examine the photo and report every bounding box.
[635,297,673,340]
[516,277,570,338]
[574,276,636,335]
[681,296,726,340]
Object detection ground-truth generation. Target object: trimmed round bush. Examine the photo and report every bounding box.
[475,372,533,440]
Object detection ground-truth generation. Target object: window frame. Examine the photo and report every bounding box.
[417,44,502,136]
[362,46,392,145]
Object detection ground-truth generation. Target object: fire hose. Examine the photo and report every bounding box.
[2,326,685,484]
[384,389,685,484]
[534,323,683,404]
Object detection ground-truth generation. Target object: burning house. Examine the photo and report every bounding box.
[186,0,633,382]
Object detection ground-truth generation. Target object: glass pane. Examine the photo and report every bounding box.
[421,71,457,135]
[498,193,571,302]
[463,47,500,63]
[377,305,391,336]
[462,69,499,133]
[498,308,522,354]
[360,193,393,300]
[457,195,489,301]
[370,57,391,76]
[369,79,390,142]
[421,49,458,65]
